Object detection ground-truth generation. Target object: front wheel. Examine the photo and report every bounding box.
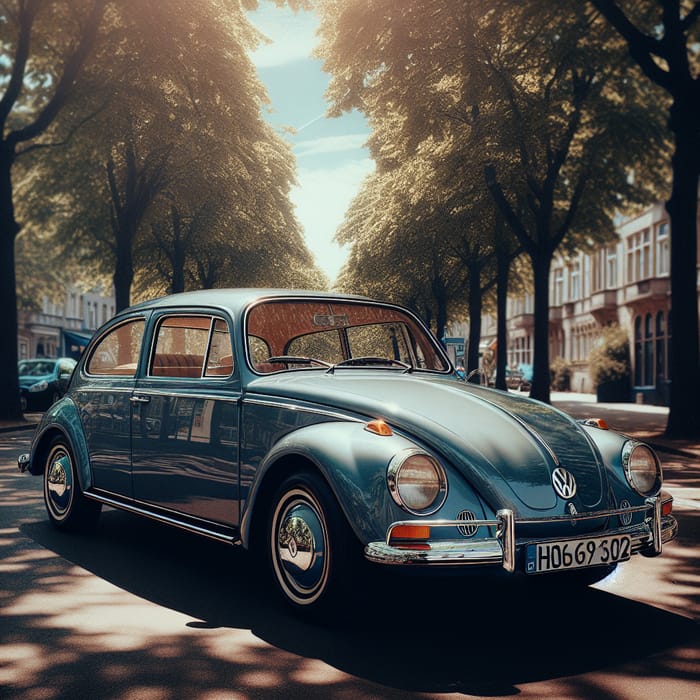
[43,436,101,533]
[267,471,357,615]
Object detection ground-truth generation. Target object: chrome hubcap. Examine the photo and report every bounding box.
[46,448,73,517]
[273,490,329,603]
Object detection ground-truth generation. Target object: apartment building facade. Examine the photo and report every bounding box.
[17,286,116,361]
[484,198,699,403]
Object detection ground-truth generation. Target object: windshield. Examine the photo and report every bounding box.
[246,299,450,374]
[18,360,56,376]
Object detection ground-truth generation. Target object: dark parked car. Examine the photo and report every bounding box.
[18,290,677,615]
[18,357,77,411]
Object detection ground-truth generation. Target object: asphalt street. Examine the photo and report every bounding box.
[0,396,698,699]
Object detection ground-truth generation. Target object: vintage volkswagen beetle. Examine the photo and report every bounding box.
[18,289,678,613]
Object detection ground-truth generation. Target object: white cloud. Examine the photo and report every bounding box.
[292,158,375,283]
[294,134,369,158]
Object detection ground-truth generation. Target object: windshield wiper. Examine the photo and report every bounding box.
[265,355,332,368]
[326,357,413,374]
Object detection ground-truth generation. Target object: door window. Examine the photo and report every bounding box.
[86,319,145,376]
[150,315,233,379]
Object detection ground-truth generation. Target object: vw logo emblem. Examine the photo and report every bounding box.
[552,467,577,499]
[619,499,633,526]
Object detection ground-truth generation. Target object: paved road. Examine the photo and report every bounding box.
[1,423,698,700]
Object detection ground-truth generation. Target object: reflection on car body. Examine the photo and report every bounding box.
[18,289,678,616]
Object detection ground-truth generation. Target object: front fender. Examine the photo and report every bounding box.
[581,424,655,505]
[28,397,92,491]
[241,421,420,547]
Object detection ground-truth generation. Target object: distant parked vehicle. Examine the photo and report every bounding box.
[18,358,77,412]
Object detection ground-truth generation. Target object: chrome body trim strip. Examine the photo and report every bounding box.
[84,491,240,545]
[242,396,364,423]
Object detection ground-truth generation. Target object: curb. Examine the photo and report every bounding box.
[0,422,38,435]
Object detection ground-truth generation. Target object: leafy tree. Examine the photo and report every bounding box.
[587,0,699,436]
[1,0,312,420]
[317,0,669,403]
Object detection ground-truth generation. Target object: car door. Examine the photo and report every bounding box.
[130,312,241,527]
[74,315,147,496]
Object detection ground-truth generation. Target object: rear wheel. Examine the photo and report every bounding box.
[43,436,101,533]
[267,470,357,615]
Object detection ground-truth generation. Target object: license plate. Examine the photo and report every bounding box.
[526,534,632,574]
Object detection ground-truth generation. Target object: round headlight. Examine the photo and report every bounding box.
[387,449,447,515]
[622,441,662,496]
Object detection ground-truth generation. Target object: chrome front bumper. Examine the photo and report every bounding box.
[364,495,678,570]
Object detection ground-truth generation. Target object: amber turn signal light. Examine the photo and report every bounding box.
[390,525,431,541]
[365,419,393,436]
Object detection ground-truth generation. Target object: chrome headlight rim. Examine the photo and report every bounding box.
[622,440,662,497]
[387,448,448,516]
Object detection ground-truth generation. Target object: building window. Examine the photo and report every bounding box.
[626,229,651,283]
[656,222,669,276]
[553,268,564,306]
[570,261,581,301]
[644,313,654,385]
[655,311,667,381]
[634,316,643,385]
[634,311,671,388]
[606,246,617,288]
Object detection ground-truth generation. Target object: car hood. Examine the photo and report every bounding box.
[246,371,606,513]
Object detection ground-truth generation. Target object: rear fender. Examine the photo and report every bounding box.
[28,397,92,491]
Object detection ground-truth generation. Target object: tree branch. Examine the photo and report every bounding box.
[0,0,40,130]
[7,0,107,147]
[588,0,672,90]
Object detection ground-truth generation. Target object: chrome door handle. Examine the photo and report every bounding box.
[130,395,151,404]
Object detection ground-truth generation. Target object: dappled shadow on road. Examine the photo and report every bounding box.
[2,431,698,699]
[1,507,696,699]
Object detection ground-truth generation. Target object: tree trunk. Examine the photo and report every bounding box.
[495,248,510,391]
[170,207,185,295]
[530,252,552,403]
[665,99,700,437]
[466,262,482,382]
[0,146,23,420]
[113,228,134,312]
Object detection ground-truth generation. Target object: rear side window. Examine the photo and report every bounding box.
[86,319,145,376]
[150,315,233,379]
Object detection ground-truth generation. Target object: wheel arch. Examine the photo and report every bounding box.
[29,402,93,492]
[240,421,415,551]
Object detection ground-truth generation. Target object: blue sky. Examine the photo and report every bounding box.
[248,4,374,284]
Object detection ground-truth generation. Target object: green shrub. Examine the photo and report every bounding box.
[588,325,631,388]
[550,357,572,391]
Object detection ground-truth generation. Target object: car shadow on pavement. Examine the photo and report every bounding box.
[18,507,700,698]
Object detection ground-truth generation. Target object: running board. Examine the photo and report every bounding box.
[85,490,241,546]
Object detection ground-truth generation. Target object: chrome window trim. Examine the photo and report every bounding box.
[83,316,147,378]
[242,294,453,376]
[147,311,234,380]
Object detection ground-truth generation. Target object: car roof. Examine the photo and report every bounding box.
[121,288,371,318]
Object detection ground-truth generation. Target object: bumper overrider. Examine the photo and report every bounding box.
[364,493,678,571]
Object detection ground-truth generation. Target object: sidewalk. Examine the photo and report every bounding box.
[550,391,700,460]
